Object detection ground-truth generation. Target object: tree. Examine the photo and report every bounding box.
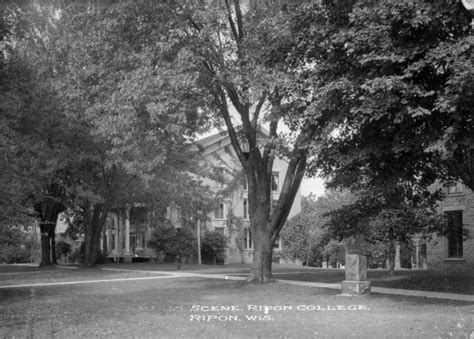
[281,191,355,266]
[0,3,77,266]
[325,185,444,274]
[149,0,336,282]
[287,1,473,194]
[7,2,213,267]
[55,240,72,262]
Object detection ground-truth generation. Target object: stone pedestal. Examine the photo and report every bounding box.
[341,280,371,295]
[345,254,367,281]
[341,247,371,296]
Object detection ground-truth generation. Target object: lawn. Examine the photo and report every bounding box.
[273,269,474,295]
[0,269,473,338]
[99,262,474,295]
[0,264,164,287]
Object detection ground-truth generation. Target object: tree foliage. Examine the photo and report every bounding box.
[325,185,444,273]
[281,191,355,265]
[286,1,473,193]
[1,2,213,266]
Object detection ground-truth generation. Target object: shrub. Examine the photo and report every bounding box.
[148,223,196,267]
[0,245,31,264]
[201,231,227,264]
[56,240,72,260]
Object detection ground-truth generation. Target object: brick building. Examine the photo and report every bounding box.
[426,183,474,270]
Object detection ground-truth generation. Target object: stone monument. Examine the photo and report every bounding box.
[341,236,371,295]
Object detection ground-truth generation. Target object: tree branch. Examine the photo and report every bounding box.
[233,0,244,41]
[252,91,268,128]
[224,0,240,44]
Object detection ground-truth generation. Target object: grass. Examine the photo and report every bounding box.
[273,269,474,295]
[1,271,473,338]
[99,262,474,295]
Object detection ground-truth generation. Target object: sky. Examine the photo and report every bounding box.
[300,176,326,197]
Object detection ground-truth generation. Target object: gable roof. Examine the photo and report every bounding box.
[195,126,270,157]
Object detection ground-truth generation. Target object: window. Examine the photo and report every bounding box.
[243,199,249,220]
[445,182,463,194]
[214,202,225,219]
[446,211,463,258]
[244,228,253,249]
[130,207,147,225]
[215,167,225,188]
[271,173,279,192]
[176,208,182,220]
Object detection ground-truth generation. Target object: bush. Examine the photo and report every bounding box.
[201,231,227,264]
[0,245,31,264]
[323,240,345,268]
[148,223,196,267]
[306,244,324,267]
[56,240,72,260]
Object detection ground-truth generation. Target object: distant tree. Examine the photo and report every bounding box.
[55,240,72,262]
[280,218,310,264]
[280,191,355,266]
[322,240,345,268]
[325,185,444,274]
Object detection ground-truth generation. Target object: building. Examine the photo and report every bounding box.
[101,128,302,264]
[426,182,474,270]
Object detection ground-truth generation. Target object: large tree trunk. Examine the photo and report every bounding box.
[39,222,54,267]
[102,225,108,255]
[247,218,274,282]
[50,227,58,265]
[35,183,66,267]
[82,201,109,267]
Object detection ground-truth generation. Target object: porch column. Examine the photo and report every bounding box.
[395,243,401,270]
[124,207,132,263]
[113,212,119,255]
[125,207,131,254]
[118,211,123,256]
[414,239,420,269]
[106,228,112,255]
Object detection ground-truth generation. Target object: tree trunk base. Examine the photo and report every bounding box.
[246,276,276,283]
[38,263,55,268]
[246,269,275,283]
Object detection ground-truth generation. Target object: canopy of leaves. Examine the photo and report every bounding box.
[1,2,216,230]
[284,1,473,192]
[280,191,355,262]
[324,185,445,245]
